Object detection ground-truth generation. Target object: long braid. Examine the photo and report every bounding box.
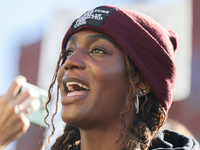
[51,125,80,150]
[43,50,81,149]
[124,55,167,150]
[116,52,137,143]
[43,52,64,149]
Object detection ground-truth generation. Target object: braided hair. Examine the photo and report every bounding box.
[43,50,167,150]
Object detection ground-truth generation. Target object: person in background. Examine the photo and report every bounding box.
[0,5,199,150]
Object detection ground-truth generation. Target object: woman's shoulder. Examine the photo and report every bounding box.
[149,129,199,150]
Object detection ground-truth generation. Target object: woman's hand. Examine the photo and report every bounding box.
[0,76,40,149]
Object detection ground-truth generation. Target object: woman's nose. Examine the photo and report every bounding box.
[64,49,86,70]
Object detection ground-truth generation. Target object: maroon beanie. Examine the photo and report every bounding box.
[61,5,178,112]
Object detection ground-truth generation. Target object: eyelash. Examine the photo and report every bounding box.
[89,48,106,54]
[65,50,73,57]
[65,48,106,58]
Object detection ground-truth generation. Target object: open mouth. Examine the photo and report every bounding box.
[64,81,90,96]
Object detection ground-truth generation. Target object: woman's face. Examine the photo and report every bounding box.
[57,30,130,129]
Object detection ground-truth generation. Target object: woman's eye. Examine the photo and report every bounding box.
[66,50,73,57]
[91,49,105,54]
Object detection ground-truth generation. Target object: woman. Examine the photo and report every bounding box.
[0,5,199,150]
[44,5,199,150]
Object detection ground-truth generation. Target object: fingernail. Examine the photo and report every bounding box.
[17,76,27,85]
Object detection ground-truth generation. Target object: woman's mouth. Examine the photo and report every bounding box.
[66,82,90,97]
[61,78,90,105]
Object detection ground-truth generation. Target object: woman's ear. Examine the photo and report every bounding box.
[134,73,151,97]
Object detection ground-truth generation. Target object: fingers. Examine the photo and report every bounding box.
[0,75,40,147]
[20,113,30,133]
[0,75,40,125]
[0,91,40,125]
[15,89,40,114]
[21,99,40,115]
[6,75,27,99]
[3,75,40,108]
[13,89,39,105]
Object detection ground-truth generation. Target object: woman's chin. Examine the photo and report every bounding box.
[61,116,79,127]
[61,110,84,127]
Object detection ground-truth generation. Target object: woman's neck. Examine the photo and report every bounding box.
[76,101,135,150]
[78,124,130,150]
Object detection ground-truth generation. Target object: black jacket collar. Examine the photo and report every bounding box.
[73,130,199,150]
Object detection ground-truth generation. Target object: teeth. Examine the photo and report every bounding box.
[66,82,90,92]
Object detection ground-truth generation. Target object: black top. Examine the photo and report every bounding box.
[73,130,199,150]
